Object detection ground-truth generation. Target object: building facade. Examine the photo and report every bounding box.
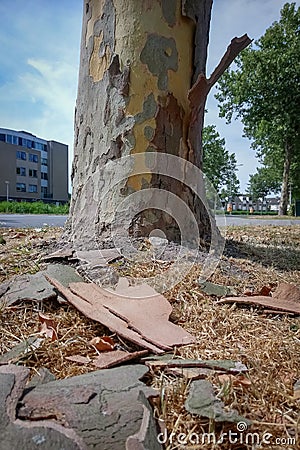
[0,128,68,203]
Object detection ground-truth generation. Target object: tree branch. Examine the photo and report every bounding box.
[209,34,252,86]
[188,34,252,124]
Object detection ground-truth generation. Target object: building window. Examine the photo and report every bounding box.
[29,169,38,178]
[16,183,26,192]
[29,184,38,193]
[16,150,26,160]
[29,154,38,163]
[16,167,26,176]
[41,172,48,180]
[6,134,13,144]
[13,135,18,145]
[41,158,48,166]
[0,133,5,141]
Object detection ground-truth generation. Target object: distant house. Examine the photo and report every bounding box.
[266,197,280,212]
[226,195,278,212]
[0,128,68,203]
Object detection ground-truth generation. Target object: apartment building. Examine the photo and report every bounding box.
[0,128,68,203]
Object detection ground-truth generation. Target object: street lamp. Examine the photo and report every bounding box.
[5,181,9,202]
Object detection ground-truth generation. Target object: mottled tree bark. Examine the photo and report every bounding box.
[65,0,250,250]
[279,139,293,216]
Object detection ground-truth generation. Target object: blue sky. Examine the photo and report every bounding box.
[0,0,298,191]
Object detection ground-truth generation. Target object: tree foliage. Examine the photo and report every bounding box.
[202,125,240,199]
[215,2,300,214]
[247,167,281,200]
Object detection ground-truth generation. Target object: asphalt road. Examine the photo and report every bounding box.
[0,214,68,228]
[0,214,299,229]
[217,215,300,227]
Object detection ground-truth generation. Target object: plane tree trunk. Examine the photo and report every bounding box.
[279,139,292,216]
[65,0,251,252]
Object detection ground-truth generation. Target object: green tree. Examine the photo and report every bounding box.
[202,125,240,199]
[216,2,300,215]
[247,167,281,201]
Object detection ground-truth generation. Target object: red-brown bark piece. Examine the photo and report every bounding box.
[68,280,195,349]
[92,350,148,369]
[218,282,300,314]
[46,276,165,354]
[46,276,194,352]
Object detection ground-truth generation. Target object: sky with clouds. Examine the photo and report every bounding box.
[0,0,298,192]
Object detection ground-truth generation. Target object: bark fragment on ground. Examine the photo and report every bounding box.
[185,379,251,424]
[92,349,148,369]
[0,264,83,307]
[143,356,248,373]
[0,336,43,365]
[218,281,300,314]
[0,365,83,449]
[46,276,195,353]
[1,364,161,450]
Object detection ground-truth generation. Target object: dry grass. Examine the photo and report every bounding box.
[0,225,299,449]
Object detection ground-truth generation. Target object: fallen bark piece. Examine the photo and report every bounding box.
[218,282,300,314]
[46,276,165,354]
[126,391,162,450]
[0,365,82,449]
[272,282,300,302]
[165,367,212,379]
[0,336,43,364]
[75,248,122,268]
[185,379,251,424]
[143,357,248,373]
[18,364,161,450]
[69,279,195,349]
[198,280,237,297]
[47,276,194,353]
[92,349,148,369]
[43,246,74,261]
[65,355,92,365]
[0,264,84,307]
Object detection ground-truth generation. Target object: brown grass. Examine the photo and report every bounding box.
[0,225,299,449]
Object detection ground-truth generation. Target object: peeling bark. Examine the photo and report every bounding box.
[65,0,251,254]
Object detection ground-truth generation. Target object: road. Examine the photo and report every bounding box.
[0,214,67,228]
[0,214,300,229]
[217,215,300,227]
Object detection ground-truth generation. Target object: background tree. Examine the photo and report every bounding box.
[202,125,240,199]
[247,167,281,201]
[65,0,250,251]
[216,2,300,215]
